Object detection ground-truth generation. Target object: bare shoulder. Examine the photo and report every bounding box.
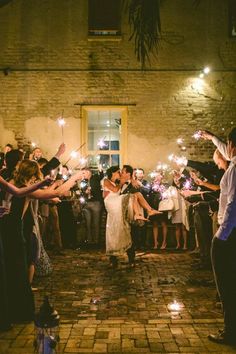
[104,178,113,189]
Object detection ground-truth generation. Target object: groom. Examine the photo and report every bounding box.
[120,164,140,267]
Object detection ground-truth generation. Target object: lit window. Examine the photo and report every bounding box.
[82,107,127,169]
[88,0,121,36]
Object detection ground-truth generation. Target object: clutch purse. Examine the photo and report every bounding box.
[158,198,174,211]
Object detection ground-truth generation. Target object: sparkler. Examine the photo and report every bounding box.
[177,138,184,145]
[192,131,202,140]
[58,113,65,142]
[149,171,158,179]
[182,179,192,190]
[31,142,36,148]
[168,154,175,162]
[70,151,78,159]
[168,154,187,166]
[97,137,107,149]
[73,156,88,170]
[156,163,168,171]
[64,143,86,165]
[80,181,87,189]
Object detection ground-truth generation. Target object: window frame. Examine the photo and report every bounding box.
[81,106,127,168]
[87,0,122,41]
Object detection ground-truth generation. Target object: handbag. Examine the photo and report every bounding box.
[35,236,53,277]
[158,198,174,211]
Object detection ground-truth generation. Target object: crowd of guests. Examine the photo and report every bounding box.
[0,143,84,331]
[0,126,236,346]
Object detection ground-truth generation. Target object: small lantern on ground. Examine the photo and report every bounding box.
[34,296,60,354]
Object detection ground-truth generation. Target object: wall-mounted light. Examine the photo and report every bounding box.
[203,66,210,74]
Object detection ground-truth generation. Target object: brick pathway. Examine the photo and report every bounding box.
[1,249,236,353]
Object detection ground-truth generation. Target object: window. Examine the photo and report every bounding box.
[82,107,127,169]
[88,0,121,37]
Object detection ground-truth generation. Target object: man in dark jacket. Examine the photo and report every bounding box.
[81,168,104,248]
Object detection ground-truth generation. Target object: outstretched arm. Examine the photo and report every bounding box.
[27,171,83,200]
[0,176,51,197]
[200,130,230,160]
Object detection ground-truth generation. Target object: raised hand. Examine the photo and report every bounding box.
[199,130,214,140]
[55,143,66,159]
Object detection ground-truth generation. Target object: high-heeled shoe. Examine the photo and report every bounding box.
[160,243,167,250]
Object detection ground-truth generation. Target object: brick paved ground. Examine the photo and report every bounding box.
[1,249,236,354]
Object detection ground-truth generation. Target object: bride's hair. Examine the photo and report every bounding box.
[106,165,120,180]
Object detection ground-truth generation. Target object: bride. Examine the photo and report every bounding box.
[102,166,160,262]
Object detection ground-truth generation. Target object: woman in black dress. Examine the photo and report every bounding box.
[2,160,83,324]
[0,175,49,330]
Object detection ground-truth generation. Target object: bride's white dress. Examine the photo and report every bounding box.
[104,184,133,256]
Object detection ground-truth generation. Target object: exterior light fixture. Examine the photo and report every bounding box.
[203,67,210,74]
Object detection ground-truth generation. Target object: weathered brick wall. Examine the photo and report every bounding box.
[0,0,235,171]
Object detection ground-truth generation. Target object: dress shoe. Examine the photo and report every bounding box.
[208,331,236,345]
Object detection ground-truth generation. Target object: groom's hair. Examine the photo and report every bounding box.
[123,164,133,177]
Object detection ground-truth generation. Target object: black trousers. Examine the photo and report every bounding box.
[193,201,213,265]
[83,201,102,244]
[131,223,147,250]
[211,229,236,335]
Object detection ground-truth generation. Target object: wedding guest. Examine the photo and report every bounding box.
[182,149,229,268]
[199,128,236,344]
[0,152,4,170]
[57,165,77,249]
[30,147,43,161]
[2,161,83,322]
[0,177,51,331]
[4,144,13,154]
[0,149,24,181]
[172,170,189,250]
[133,168,150,250]
[81,167,104,248]
[149,172,169,249]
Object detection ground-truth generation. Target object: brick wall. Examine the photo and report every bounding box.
[0,0,235,172]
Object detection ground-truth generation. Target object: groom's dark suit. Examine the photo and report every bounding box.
[120,181,139,265]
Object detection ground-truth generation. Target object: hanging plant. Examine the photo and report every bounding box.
[124,0,162,68]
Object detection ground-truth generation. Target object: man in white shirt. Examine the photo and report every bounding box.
[201,128,236,345]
